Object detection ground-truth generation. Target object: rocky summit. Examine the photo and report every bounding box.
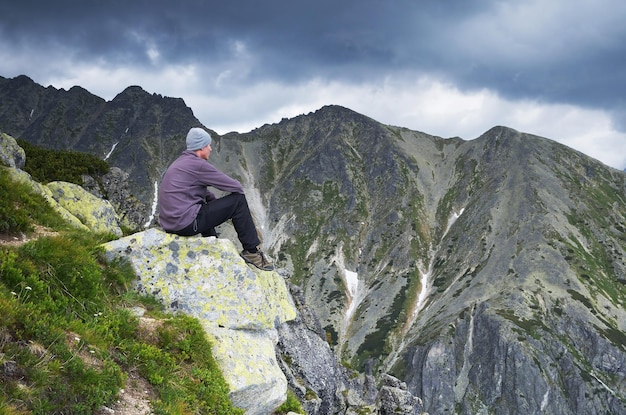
[1,74,626,414]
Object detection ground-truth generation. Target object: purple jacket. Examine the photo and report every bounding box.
[158,150,244,231]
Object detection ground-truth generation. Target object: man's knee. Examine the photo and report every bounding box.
[229,192,248,208]
[231,192,246,202]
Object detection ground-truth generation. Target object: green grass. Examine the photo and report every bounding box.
[273,389,304,414]
[0,167,70,235]
[0,162,244,414]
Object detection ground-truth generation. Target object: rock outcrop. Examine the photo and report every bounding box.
[0,132,25,169]
[375,374,423,414]
[82,167,147,231]
[101,228,298,414]
[1,132,122,237]
[101,228,424,414]
[46,181,123,237]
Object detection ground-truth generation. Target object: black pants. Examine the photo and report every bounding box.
[175,193,261,252]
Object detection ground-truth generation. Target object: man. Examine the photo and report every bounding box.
[158,127,273,271]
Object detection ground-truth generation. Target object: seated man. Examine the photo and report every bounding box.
[158,127,273,271]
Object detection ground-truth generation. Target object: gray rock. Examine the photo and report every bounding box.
[101,228,298,414]
[376,374,423,415]
[47,181,122,237]
[0,132,25,169]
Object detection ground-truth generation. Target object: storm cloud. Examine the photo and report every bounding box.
[1,0,625,167]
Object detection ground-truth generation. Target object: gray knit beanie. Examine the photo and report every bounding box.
[186,128,212,150]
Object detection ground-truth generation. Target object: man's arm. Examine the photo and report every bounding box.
[199,162,244,194]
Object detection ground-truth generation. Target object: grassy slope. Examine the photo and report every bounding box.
[0,165,245,415]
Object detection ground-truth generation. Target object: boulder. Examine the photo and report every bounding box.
[375,374,423,414]
[46,181,123,237]
[101,228,298,414]
[0,132,122,236]
[0,132,25,169]
[5,167,89,231]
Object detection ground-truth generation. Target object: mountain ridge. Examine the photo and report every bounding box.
[0,75,207,226]
[213,110,626,413]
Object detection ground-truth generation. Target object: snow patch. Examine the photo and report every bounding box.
[306,238,319,259]
[444,208,465,235]
[104,142,119,161]
[344,269,359,322]
[330,245,361,325]
[540,389,550,411]
[590,372,616,396]
[415,262,433,311]
[410,207,465,326]
[143,181,158,228]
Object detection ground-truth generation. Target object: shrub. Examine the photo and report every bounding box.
[274,389,304,414]
[17,139,109,185]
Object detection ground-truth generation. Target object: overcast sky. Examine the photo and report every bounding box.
[1,0,625,169]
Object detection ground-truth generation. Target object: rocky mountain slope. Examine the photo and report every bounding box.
[2,74,625,414]
[220,110,626,414]
[0,75,201,227]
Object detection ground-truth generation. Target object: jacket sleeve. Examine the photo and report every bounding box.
[198,162,245,194]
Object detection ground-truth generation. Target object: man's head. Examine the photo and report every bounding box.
[186,128,212,151]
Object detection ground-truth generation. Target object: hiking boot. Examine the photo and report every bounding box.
[240,249,274,271]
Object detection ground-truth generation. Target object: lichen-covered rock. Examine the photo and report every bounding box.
[0,132,25,169]
[46,181,123,237]
[102,228,296,329]
[207,327,287,415]
[0,133,122,236]
[101,228,298,414]
[4,167,89,231]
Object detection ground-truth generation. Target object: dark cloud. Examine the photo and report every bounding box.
[1,0,625,157]
[1,1,487,73]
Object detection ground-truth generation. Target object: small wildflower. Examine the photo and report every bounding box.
[11,291,17,296]
[74,336,81,342]
[25,286,32,290]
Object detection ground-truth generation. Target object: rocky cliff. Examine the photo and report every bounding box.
[1,74,625,414]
